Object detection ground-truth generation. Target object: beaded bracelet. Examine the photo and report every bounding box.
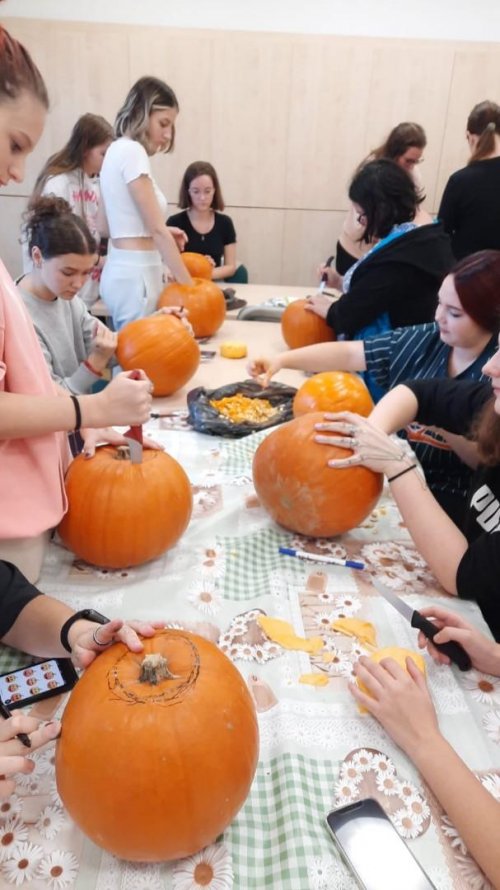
[387,463,417,483]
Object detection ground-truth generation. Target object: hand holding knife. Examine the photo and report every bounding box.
[373,579,472,671]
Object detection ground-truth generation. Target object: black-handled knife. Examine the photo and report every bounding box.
[373,579,472,672]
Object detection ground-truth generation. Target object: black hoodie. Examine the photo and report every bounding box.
[326,223,454,338]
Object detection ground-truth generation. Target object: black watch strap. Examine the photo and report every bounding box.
[60,608,110,653]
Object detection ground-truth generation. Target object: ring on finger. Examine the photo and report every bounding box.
[92,627,112,647]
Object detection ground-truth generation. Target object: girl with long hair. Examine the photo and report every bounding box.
[28,113,114,306]
[99,76,192,330]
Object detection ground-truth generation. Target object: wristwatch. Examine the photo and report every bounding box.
[60,608,110,653]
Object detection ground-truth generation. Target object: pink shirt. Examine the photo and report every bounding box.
[0,260,68,538]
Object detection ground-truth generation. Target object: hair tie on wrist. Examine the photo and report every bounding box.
[69,394,82,432]
[83,359,103,378]
[387,463,417,483]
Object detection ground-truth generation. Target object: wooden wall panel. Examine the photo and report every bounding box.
[1,19,500,285]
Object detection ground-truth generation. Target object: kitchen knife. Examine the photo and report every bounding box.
[372,578,471,671]
[123,370,144,464]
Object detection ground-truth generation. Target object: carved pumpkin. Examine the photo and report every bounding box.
[281,299,335,349]
[293,371,374,417]
[181,251,213,279]
[56,630,259,861]
[116,314,200,396]
[252,412,382,537]
[58,446,193,568]
[159,278,226,338]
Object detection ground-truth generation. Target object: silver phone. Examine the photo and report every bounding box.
[326,798,436,890]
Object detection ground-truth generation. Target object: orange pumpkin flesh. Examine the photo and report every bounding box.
[181,251,213,279]
[293,371,374,417]
[116,314,200,396]
[56,630,259,861]
[252,412,382,537]
[281,299,335,349]
[58,446,192,568]
[159,278,226,338]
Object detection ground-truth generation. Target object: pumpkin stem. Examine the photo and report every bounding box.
[139,653,180,685]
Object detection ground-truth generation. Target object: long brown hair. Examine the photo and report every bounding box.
[473,399,500,466]
[31,113,113,201]
[467,101,500,164]
[178,161,225,211]
[0,24,48,108]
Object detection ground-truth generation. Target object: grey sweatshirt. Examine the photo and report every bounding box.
[18,281,102,394]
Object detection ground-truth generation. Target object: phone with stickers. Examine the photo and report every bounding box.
[326,798,436,890]
[0,658,79,710]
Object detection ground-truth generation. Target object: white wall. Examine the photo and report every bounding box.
[1,0,500,42]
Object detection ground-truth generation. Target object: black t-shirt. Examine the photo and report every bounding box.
[438,157,500,260]
[326,223,454,338]
[166,209,236,267]
[404,378,500,638]
[0,561,42,638]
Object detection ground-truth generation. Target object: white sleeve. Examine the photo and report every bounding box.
[41,174,72,205]
[119,141,152,185]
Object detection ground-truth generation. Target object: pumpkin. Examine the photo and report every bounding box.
[293,371,374,417]
[55,630,259,861]
[159,278,226,338]
[281,299,335,349]
[181,251,213,279]
[252,412,382,537]
[58,445,192,568]
[116,314,200,396]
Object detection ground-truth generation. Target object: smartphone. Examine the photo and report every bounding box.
[0,658,79,710]
[326,798,436,890]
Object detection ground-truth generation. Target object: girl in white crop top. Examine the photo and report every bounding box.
[99,76,192,331]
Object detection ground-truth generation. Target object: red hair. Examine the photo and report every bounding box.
[453,250,500,334]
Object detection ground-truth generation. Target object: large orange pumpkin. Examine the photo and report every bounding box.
[181,251,213,279]
[293,371,374,417]
[56,630,259,861]
[252,412,382,537]
[159,278,226,338]
[58,446,193,568]
[281,299,335,349]
[116,314,200,396]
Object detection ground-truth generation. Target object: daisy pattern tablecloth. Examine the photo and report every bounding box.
[1,423,499,890]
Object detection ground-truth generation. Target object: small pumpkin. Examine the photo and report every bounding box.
[281,299,335,349]
[116,313,200,396]
[181,251,213,279]
[55,630,259,861]
[252,412,382,537]
[159,278,226,338]
[293,371,374,417]
[58,445,192,568]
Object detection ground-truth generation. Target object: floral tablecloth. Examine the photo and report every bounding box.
[1,420,499,890]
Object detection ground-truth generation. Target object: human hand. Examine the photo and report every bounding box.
[204,255,216,267]
[247,356,281,387]
[0,716,61,799]
[153,306,193,336]
[80,428,164,459]
[314,410,411,475]
[90,322,118,362]
[92,370,153,426]
[304,293,334,319]
[416,606,500,675]
[316,265,343,290]
[69,618,166,669]
[350,655,440,758]
[168,226,188,251]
